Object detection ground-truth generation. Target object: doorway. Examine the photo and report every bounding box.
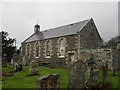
[67,51,76,63]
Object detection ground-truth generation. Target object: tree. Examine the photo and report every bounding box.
[105,35,120,49]
[105,35,120,75]
[2,31,16,62]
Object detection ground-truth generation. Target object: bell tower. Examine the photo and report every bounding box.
[34,24,40,33]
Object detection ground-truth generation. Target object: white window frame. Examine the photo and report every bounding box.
[45,40,52,58]
[57,37,66,58]
[26,43,31,58]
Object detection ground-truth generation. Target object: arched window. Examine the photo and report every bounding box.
[26,43,31,57]
[35,42,40,58]
[45,40,52,57]
[58,38,66,57]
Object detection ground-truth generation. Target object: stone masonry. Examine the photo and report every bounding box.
[79,48,117,70]
[20,18,103,67]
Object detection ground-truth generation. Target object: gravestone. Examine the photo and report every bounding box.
[16,65,22,71]
[14,62,18,70]
[102,61,108,85]
[68,55,99,89]
[36,74,60,89]
[68,60,86,88]
[29,60,39,75]
[2,57,7,67]
[112,49,118,75]
[14,62,23,72]
[85,54,99,88]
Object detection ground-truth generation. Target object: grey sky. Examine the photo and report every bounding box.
[1,2,118,48]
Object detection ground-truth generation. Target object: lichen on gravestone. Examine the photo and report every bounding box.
[29,60,39,75]
[36,74,60,89]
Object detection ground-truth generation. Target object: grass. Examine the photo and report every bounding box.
[2,64,68,88]
[2,64,119,88]
[98,71,119,88]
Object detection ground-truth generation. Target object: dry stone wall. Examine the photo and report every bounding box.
[79,48,116,70]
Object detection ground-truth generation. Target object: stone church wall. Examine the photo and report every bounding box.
[79,19,103,49]
[21,34,78,67]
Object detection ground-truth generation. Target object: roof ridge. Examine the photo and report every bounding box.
[41,19,90,32]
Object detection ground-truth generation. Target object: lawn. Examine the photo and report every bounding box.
[2,64,68,88]
[2,64,119,88]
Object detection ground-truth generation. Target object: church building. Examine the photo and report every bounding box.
[20,18,103,67]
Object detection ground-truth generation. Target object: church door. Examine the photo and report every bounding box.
[67,51,76,63]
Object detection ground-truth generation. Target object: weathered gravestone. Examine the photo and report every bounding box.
[102,61,108,85]
[117,43,120,71]
[36,74,60,89]
[112,49,119,76]
[2,57,7,67]
[85,54,99,87]
[68,55,99,89]
[14,62,23,72]
[68,60,86,88]
[29,60,39,75]
[16,64,22,71]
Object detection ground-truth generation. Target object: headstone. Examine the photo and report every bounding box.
[85,54,99,88]
[68,60,86,88]
[29,60,39,75]
[102,61,108,85]
[36,74,60,89]
[69,55,99,89]
[16,65,22,71]
[11,59,13,65]
[22,57,26,65]
[2,57,7,67]
[112,49,118,75]
[14,62,18,70]
[14,62,23,71]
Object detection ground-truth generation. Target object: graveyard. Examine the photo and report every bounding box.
[2,63,119,88]
[2,63,68,88]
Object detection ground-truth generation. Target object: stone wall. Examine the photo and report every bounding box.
[21,34,78,67]
[78,48,119,70]
[79,19,103,49]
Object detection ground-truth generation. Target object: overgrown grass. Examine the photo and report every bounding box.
[2,64,119,88]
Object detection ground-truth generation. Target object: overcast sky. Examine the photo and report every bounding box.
[1,1,118,48]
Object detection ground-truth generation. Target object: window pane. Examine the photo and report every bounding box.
[35,43,39,57]
[27,44,30,56]
[46,40,51,57]
[59,38,65,57]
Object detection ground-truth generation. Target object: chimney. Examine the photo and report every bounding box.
[34,24,40,33]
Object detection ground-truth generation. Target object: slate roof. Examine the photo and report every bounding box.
[23,19,90,43]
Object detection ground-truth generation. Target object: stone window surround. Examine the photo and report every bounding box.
[34,41,40,58]
[57,37,67,58]
[44,40,52,58]
[26,43,31,58]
